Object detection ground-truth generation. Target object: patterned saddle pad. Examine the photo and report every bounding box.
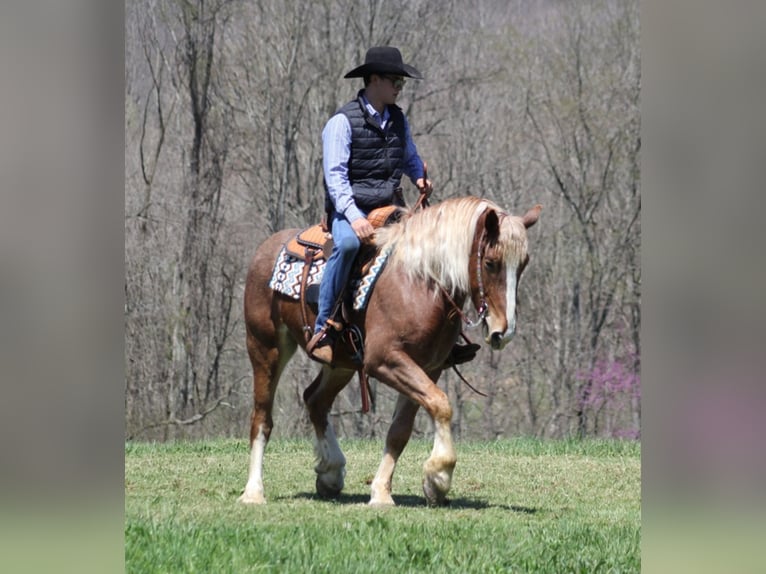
[268,244,393,311]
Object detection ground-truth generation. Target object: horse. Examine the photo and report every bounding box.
[239,196,541,506]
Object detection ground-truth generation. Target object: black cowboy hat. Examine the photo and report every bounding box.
[344,46,423,80]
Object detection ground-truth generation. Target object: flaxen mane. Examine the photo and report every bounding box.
[375,196,529,296]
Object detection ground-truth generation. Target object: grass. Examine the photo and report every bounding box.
[125,437,640,573]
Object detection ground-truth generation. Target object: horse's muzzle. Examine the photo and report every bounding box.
[485,322,514,350]
[490,332,504,350]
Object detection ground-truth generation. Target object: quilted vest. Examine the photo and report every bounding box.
[325,90,407,213]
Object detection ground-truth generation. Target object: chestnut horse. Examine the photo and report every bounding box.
[239,196,541,506]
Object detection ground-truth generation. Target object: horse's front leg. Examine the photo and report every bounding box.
[369,393,421,506]
[372,355,455,506]
[421,389,455,507]
[303,366,355,498]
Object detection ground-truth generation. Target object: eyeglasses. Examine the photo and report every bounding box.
[383,75,406,90]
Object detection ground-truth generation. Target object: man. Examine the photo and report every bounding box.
[306,46,431,366]
[308,46,478,367]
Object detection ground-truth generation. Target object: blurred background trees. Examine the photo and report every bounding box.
[125,0,640,441]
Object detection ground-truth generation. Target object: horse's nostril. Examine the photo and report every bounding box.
[491,332,502,348]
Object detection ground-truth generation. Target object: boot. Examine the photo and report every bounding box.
[444,342,481,368]
[306,320,343,366]
[307,330,334,365]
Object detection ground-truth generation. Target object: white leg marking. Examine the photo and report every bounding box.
[239,424,267,504]
[423,417,456,504]
[369,450,396,506]
[431,417,456,468]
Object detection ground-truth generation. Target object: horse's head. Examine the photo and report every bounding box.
[474,205,541,350]
[373,197,541,351]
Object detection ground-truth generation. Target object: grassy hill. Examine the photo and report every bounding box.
[126,438,640,573]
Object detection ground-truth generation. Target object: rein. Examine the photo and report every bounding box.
[412,162,431,212]
[449,331,488,398]
[451,365,488,398]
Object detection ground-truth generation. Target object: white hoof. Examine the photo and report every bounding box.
[237,490,266,505]
[368,494,395,507]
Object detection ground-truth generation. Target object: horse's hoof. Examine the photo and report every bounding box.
[316,475,343,499]
[368,494,395,507]
[238,491,266,505]
[422,477,449,507]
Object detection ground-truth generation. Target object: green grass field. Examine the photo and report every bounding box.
[125,438,640,573]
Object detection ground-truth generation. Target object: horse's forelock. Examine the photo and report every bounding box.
[378,197,518,295]
[497,213,529,266]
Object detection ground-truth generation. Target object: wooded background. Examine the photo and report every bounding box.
[125,0,640,442]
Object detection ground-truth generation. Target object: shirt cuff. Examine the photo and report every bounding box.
[343,204,365,223]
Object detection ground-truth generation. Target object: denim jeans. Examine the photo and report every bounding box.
[314,210,366,333]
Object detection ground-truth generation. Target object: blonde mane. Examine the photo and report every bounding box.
[375,196,529,296]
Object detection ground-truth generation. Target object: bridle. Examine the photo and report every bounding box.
[439,219,491,330]
[469,226,490,327]
[431,202,505,400]
[437,219,494,399]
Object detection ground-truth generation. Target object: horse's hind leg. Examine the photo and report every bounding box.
[369,394,421,506]
[303,366,355,498]
[239,325,297,504]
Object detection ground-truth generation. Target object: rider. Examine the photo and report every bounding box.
[307,46,477,367]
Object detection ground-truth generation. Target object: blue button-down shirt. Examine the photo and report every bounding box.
[322,93,425,223]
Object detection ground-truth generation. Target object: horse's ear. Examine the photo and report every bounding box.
[522,204,543,229]
[485,209,501,243]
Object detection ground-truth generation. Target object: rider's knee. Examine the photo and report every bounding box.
[335,234,360,256]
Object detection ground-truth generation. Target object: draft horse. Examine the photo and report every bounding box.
[239,196,541,506]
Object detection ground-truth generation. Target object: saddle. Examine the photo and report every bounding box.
[291,204,402,354]
[285,205,404,262]
[285,224,332,261]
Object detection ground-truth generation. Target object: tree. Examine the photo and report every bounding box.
[126,0,243,439]
[125,0,641,441]
[522,0,641,437]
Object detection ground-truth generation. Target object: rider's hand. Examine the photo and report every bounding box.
[416,177,433,197]
[351,217,376,244]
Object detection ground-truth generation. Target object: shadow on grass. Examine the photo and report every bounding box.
[283,492,538,513]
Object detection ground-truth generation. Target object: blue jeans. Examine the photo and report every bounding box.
[314,210,365,333]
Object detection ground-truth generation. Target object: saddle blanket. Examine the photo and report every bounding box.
[268,245,392,311]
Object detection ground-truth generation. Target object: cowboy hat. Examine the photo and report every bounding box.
[344,46,423,80]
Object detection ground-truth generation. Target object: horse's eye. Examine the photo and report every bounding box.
[484,259,499,272]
